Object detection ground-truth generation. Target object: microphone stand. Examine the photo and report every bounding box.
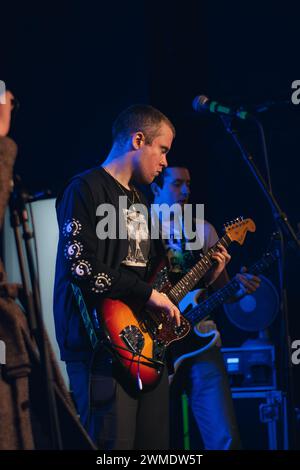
[220,115,299,449]
[9,178,63,450]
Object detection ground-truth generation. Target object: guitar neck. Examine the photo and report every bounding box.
[168,233,231,304]
[185,250,278,326]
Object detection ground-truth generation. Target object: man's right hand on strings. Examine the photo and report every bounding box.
[146,289,181,327]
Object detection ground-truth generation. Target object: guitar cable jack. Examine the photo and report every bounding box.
[137,358,143,391]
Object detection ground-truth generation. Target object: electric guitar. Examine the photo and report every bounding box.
[98,217,256,389]
[168,248,278,380]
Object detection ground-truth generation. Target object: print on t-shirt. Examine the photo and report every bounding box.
[121,206,149,267]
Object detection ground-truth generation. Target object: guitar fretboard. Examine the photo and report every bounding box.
[168,233,231,304]
[185,250,278,326]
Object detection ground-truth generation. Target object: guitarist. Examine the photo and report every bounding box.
[151,166,261,450]
[53,105,183,450]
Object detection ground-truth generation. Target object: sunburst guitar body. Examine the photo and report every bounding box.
[97,217,256,389]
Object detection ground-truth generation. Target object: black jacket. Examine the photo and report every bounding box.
[53,167,163,361]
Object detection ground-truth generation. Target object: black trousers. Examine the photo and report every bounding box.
[66,348,169,450]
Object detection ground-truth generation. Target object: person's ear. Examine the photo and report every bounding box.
[151,182,160,197]
[132,132,145,150]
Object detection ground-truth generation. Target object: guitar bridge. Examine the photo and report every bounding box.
[120,325,145,355]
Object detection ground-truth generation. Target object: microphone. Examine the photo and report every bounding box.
[192,95,252,121]
[13,175,52,203]
[26,189,52,202]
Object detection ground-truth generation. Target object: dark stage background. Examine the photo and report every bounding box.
[1,0,300,446]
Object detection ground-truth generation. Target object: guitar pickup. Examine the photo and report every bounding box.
[152,339,166,363]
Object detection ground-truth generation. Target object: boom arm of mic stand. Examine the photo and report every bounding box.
[220,115,300,251]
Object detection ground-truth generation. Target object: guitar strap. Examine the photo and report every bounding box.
[71,283,100,350]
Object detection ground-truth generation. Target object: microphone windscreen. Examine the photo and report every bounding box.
[192,95,209,112]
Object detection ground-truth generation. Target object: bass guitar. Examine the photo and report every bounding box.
[169,248,278,379]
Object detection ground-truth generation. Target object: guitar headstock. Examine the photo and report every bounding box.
[224,217,256,245]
